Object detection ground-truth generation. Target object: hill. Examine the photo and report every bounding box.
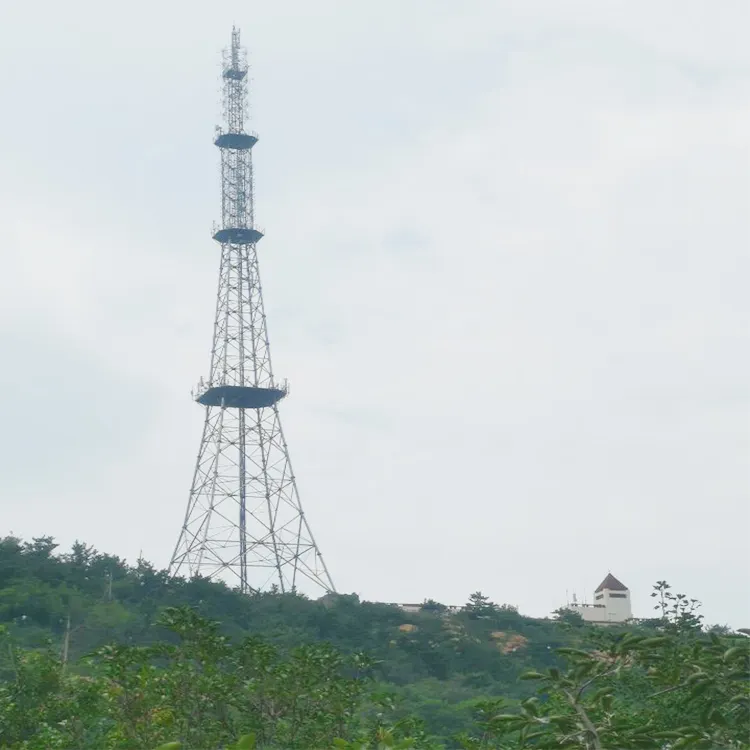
[2,536,746,749]
[0,535,579,739]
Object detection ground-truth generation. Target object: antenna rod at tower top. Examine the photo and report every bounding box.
[222,27,248,82]
[231,26,241,69]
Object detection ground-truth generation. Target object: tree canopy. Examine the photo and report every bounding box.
[0,536,747,749]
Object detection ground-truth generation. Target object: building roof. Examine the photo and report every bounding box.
[595,573,628,593]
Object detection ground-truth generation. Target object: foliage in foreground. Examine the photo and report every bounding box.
[0,537,748,748]
[454,583,750,750]
[0,536,571,740]
[0,582,746,749]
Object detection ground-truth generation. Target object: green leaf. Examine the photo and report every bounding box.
[520,671,547,680]
[689,680,712,699]
[723,646,748,663]
[522,698,539,717]
[589,686,614,703]
[546,715,574,727]
[671,738,694,749]
[523,730,548,741]
[699,704,713,728]
[153,744,181,750]
[233,734,257,750]
[630,722,657,735]
[635,637,670,648]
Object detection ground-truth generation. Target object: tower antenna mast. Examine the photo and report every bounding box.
[170,28,335,595]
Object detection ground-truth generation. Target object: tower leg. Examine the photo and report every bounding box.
[171,403,334,594]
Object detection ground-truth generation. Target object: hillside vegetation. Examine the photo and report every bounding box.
[0,536,747,749]
[0,537,570,738]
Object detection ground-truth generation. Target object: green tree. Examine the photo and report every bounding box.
[457,584,750,750]
[465,592,496,620]
[553,606,585,628]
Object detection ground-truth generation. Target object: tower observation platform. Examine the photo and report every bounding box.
[193,380,288,409]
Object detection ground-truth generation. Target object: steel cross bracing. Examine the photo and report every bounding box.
[169,28,335,596]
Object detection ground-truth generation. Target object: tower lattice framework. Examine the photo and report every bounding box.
[170,28,335,595]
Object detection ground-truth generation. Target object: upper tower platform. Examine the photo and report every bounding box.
[223,67,247,81]
[195,384,287,408]
[214,131,257,150]
[212,227,264,245]
[214,29,257,152]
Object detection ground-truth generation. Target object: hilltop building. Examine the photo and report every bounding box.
[322,576,635,626]
[567,573,633,624]
[386,602,463,614]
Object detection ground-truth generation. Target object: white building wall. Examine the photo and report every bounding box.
[601,588,632,621]
[567,581,633,624]
[575,604,608,623]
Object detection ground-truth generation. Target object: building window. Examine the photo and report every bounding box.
[595,594,604,600]
[609,593,627,599]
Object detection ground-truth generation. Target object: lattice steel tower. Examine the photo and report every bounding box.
[170,28,335,595]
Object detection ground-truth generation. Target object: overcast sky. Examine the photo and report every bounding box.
[0,1,748,627]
